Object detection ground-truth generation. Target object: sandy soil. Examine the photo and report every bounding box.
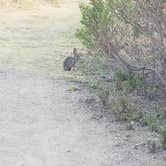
[0,1,165,166]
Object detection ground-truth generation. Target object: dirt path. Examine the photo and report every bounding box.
[0,73,165,166]
[0,1,165,166]
[0,72,165,166]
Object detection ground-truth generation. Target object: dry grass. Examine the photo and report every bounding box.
[0,0,60,9]
[0,0,82,79]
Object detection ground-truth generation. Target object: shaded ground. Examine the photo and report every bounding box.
[0,1,165,166]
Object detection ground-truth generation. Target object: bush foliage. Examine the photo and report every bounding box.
[115,69,143,92]
[76,0,116,52]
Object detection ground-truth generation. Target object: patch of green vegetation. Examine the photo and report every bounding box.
[126,75,144,92]
[111,95,138,121]
[159,126,166,150]
[75,56,111,76]
[139,105,165,132]
[114,69,143,92]
[67,87,79,92]
[141,113,160,132]
[115,69,130,81]
[96,87,109,105]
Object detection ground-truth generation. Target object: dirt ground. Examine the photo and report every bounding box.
[0,1,165,166]
[0,71,165,166]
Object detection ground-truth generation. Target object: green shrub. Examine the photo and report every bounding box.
[114,69,129,90]
[114,69,143,92]
[112,95,136,121]
[115,69,130,81]
[140,113,160,132]
[126,75,144,92]
[76,0,135,55]
[76,0,115,51]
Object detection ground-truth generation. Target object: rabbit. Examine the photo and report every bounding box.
[63,48,78,71]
